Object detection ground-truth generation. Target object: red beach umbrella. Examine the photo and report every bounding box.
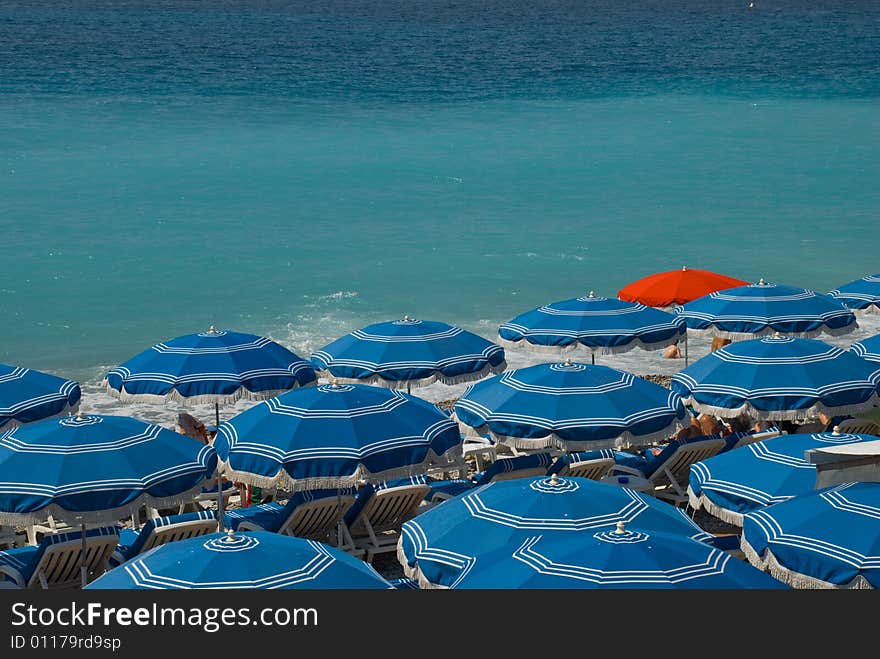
[618,266,749,308]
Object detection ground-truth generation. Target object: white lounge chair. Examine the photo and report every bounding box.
[608,435,727,504]
[343,476,430,563]
[424,453,556,503]
[224,488,356,549]
[720,428,783,453]
[460,435,497,472]
[110,510,218,567]
[0,526,119,589]
[546,450,616,480]
[836,418,880,437]
[175,479,239,514]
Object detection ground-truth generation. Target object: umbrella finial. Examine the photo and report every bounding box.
[208,325,216,334]
[682,265,687,271]
[75,409,85,421]
[549,473,560,486]
[331,377,339,388]
[588,290,595,298]
[614,521,626,535]
[758,278,765,285]
[773,331,782,338]
[564,358,572,366]
[403,314,409,321]
[832,425,841,435]
[224,528,236,543]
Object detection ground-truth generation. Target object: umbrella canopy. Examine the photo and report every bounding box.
[103,327,316,405]
[618,266,749,308]
[829,274,880,314]
[85,530,391,589]
[439,523,784,589]
[0,364,81,431]
[670,334,880,420]
[453,361,687,451]
[688,430,876,525]
[674,280,857,340]
[850,332,880,364]
[497,292,686,355]
[213,382,461,490]
[0,412,217,526]
[311,317,506,389]
[742,481,880,589]
[398,474,721,589]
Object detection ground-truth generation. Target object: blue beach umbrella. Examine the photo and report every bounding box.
[829,274,880,314]
[311,316,506,391]
[104,326,316,407]
[398,474,722,589]
[674,280,857,340]
[214,382,461,490]
[0,364,81,431]
[437,523,785,589]
[742,481,880,589]
[453,361,686,452]
[497,292,686,358]
[688,430,877,525]
[85,530,392,589]
[850,332,880,364]
[0,412,218,525]
[670,334,880,421]
[104,327,316,525]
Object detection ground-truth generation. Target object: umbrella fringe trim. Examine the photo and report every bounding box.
[496,334,686,357]
[740,538,874,589]
[684,325,857,341]
[0,401,81,432]
[315,362,507,390]
[459,419,682,452]
[102,382,316,407]
[689,492,745,526]
[219,449,461,491]
[397,550,448,590]
[0,481,211,527]
[682,396,880,422]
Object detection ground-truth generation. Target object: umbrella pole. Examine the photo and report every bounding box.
[591,353,595,365]
[216,470,225,532]
[335,487,344,550]
[684,333,689,367]
[214,402,225,532]
[79,521,87,588]
[407,382,411,395]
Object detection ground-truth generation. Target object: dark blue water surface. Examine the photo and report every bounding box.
[2,0,878,99]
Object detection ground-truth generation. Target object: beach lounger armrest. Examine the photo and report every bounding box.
[610,464,648,479]
[0,564,26,588]
[233,520,267,532]
[109,550,127,567]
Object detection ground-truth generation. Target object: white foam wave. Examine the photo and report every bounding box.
[317,291,359,301]
[75,314,880,423]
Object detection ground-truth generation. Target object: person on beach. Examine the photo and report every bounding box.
[176,412,209,444]
[721,414,752,437]
[711,336,732,352]
[795,412,854,434]
[698,413,722,436]
[676,411,703,440]
[751,419,775,433]
[662,340,683,359]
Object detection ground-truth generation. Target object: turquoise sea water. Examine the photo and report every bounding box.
[2,0,879,422]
